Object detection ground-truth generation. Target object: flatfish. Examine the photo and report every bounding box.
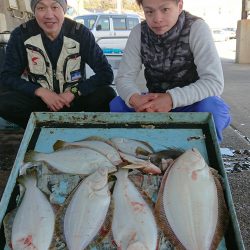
[11,173,55,249]
[112,169,158,249]
[120,152,161,174]
[24,147,117,175]
[155,148,229,250]
[64,167,111,250]
[110,137,154,158]
[149,148,184,171]
[53,139,122,165]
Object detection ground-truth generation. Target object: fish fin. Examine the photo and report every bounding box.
[210,172,230,250]
[83,136,109,143]
[135,146,152,157]
[154,167,185,249]
[53,178,83,247]
[161,158,174,172]
[58,145,83,151]
[53,140,66,151]
[24,150,37,162]
[45,163,65,174]
[134,139,154,152]
[86,196,114,249]
[3,208,18,248]
[17,167,38,187]
[149,148,184,168]
[122,163,144,169]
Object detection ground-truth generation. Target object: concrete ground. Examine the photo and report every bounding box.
[218,39,250,249]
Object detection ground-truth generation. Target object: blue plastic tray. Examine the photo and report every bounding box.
[0,112,245,249]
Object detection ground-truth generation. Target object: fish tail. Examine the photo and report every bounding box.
[114,168,128,179]
[143,165,162,175]
[24,150,38,162]
[53,140,66,151]
[17,170,37,187]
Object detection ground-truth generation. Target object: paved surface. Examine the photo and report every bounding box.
[0,39,249,249]
[217,39,250,250]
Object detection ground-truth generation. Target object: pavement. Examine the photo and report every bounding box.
[216,39,250,249]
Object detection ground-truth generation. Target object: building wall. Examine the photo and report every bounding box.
[184,0,241,29]
[236,20,250,63]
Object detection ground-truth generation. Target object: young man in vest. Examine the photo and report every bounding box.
[110,0,231,143]
[0,0,116,128]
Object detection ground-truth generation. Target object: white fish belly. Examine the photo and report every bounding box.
[110,137,153,156]
[35,148,115,174]
[163,152,218,250]
[12,178,55,250]
[63,140,122,165]
[112,169,157,250]
[64,175,110,249]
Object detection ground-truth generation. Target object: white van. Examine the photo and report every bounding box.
[74,13,141,51]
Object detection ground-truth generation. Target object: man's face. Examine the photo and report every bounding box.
[35,0,65,40]
[142,0,183,35]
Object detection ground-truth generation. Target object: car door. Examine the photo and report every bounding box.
[94,15,114,40]
[110,15,132,50]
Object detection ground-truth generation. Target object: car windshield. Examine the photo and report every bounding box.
[75,15,97,30]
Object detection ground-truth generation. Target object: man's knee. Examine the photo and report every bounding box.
[109,96,135,112]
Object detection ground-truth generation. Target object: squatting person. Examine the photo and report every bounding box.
[0,0,116,128]
[110,0,231,143]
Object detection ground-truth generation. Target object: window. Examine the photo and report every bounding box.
[126,18,140,30]
[113,17,126,30]
[75,16,97,30]
[96,17,110,31]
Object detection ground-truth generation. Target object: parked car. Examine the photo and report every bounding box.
[212,29,229,42]
[222,27,236,39]
[74,13,141,50]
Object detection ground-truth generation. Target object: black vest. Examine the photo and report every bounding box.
[141,11,200,93]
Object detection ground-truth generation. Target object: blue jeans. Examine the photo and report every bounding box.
[109,96,231,143]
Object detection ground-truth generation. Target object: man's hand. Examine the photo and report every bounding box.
[129,93,158,111]
[35,88,73,111]
[59,91,75,107]
[136,92,173,112]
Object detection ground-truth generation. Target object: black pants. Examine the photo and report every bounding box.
[0,86,117,128]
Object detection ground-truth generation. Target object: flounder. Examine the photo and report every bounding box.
[64,167,111,250]
[120,152,161,175]
[24,147,116,175]
[11,172,55,249]
[155,148,229,250]
[112,169,158,249]
[53,139,122,165]
[110,137,154,158]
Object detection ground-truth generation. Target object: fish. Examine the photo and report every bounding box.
[120,152,161,174]
[24,147,117,175]
[110,137,154,158]
[112,169,158,250]
[64,167,111,250]
[155,148,229,250]
[149,148,184,171]
[53,139,122,165]
[11,171,55,250]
